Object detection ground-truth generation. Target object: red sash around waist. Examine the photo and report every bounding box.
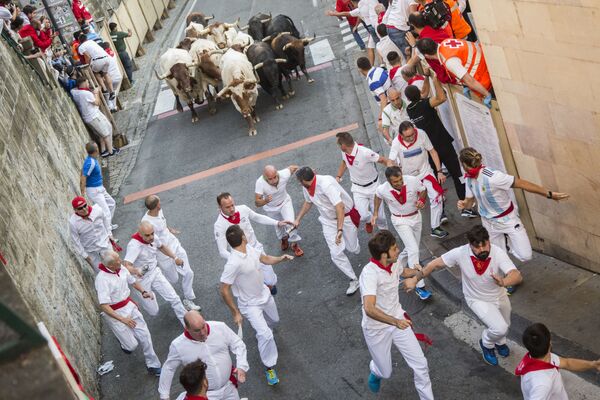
[493,202,514,219]
[345,207,361,228]
[110,297,135,310]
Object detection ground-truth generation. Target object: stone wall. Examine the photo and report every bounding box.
[0,39,100,396]
[470,0,600,273]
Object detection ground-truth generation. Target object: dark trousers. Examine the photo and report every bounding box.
[429,142,466,200]
[118,50,134,82]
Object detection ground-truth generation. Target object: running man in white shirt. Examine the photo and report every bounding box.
[69,196,111,271]
[254,165,304,257]
[175,360,210,400]
[403,225,523,366]
[389,121,449,238]
[124,221,187,325]
[372,166,432,300]
[516,323,600,400]
[159,310,248,400]
[360,230,434,397]
[294,166,362,295]
[143,195,200,311]
[381,87,409,146]
[214,192,293,295]
[95,251,161,376]
[220,225,293,386]
[335,131,389,234]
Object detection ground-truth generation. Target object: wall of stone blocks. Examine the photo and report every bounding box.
[470,0,600,273]
[0,40,100,396]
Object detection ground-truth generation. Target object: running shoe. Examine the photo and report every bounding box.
[346,279,359,296]
[415,287,432,300]
[495,343,510,358]
[430,227,449,238]
[147,367,162,376]
[368,372,381,393]
[265,368,279,385]
[461,208,478,218]
[479,340,498,366]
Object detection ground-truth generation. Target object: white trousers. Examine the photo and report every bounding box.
[466,295,511,348]
[239,295,279,368]
[391,214,425,288]
[252,242,277,286]
[421,177,443,229]
[103,302,161,368]
[320,215,360,281]
[363,325,434,400]
[353,190,388,230]
[482,216,533,262]
[87,186,116,231]
[265,200,301,242]
[134,269,186,326]
[157,240,196,300]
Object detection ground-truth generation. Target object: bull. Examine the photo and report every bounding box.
[218,47,260,136]
[265,14,300,39]
[246,42,291,110]
[189,39,225,115]
[185,22,207,39]
[197,19,240,49]
[271,32,316,83]
[155,48,203,123]
[241,12,271,41]
[186,12,214,27]
[176,37,196,51]
[228,30,254,51]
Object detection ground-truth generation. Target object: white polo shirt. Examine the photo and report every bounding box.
[375,176,425,217]
[383,0,418,31]
[441,244,517,302]
[359,259,406,331]
[124,234,163,276]
[388,128,434,180]
[377,36,402,70]
[389,65,408,95]
[302,175,354,223]
[158,321,249,399]
[341,144,380,195]
[349,0,379,27]
[220,246,271,306]
[465,167,517,223]
[142,210,178,249]
[254,168,293,212]
[520,353,567,400]
[69,205,110,259]
[214,204,278,260]
[70,89,100,123]
[381,101,409,139]
[78,39,108,60]
[95,265,135,305]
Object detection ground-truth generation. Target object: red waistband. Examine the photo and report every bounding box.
[392,210,418,218]
[493,202,514,219]
[110,297,133,310]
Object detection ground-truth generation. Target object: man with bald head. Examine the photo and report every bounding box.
[254,165,304,257]
[158,310,249,400]
[143,195,200,311]
[381,87,409,146]
[124,221,187,325]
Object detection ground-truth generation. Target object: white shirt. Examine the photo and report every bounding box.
[444,56,469,80]
[95,265,136,305]
[254,168,293,212]
[142,210,178,249]
[381,101,409,139]
[520,354,567,400]
[302,175,354,222]
[70,89,100,123]
[158,321,249,399]
[388,128,434,179]
[383,0,418,31]
[359,259,406,331]
[465,167,516,222]
[77,39,108,60]
[388,65,408,96]
[124,234,164,276]
[69,205,110,259]
[220,246,271,306]
[376,36,402,70]
[441,244,517,302]
[375,177,425,216]
[341,143,380,195]
[349,0,379,27]
[213,204,278,260]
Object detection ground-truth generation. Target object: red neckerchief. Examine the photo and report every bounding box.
[470,256,492,275]
[98,263,120,276]
[307,176,317,197]
[222,211,240,224]
[389,65,401,80]
[407,75,425,85]
[183,323,210,341]
[370,258,392,274]
[397,129,418,149]
[77,87,93,92]
[184,395,208,400]
[77,205,93,219]
[464,165,485,179]
[131,232,152,246]
[515,353,559,376]
[390,185,407,204]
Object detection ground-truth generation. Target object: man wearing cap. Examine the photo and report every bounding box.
[254,165,304,257]
[95,250,162,376]
[159,310,249,400]
[294,166,362,296]
[124,221,187,325]
[69,195,111,271]
[142,195,200,312]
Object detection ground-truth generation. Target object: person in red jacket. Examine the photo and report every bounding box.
[72,0,93,26]
[37,16,54,45]
[13,17,53,52]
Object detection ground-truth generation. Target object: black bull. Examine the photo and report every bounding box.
[246,42,293,109]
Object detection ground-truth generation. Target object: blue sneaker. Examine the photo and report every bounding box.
[368,372,381,393]
[147,367,161,376]
[495,343,510,358]
[266,368,279,385]
[479,340,498,366]
[506,286,516,295]
[415,287,432,300]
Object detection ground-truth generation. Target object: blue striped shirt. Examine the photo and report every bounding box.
[367,67,391,101]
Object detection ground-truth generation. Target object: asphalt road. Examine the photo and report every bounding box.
[100,1,524,399]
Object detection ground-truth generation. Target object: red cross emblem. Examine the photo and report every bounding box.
[445,40,464,48]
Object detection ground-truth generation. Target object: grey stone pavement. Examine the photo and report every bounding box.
[96,0,600,399]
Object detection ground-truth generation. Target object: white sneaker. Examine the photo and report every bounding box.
[346,279,359,296]
[183,299,201,311]
[111,224,119,231]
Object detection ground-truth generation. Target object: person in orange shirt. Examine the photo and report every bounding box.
[416,0,471,39]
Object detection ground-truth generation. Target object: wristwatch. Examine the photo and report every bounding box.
[546,191,553,199]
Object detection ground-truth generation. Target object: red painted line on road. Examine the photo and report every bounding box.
[123,121,359,204]
[154,61,334,120]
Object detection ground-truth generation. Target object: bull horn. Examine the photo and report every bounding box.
[302,33,317,44]
[275,58,287,63]
[154,69,168,80]
[186,62,197,68]
[224,17,240,28]
[260,16,271,23]
[239,24,249,31]
[206,14,215,21]
[261,35,272,42]
[208,49,224,56]
[199,27,211,35]
[216,86,230,97]
[283,43,292,51]
[253,62,265,70]
[278,31,291,37]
